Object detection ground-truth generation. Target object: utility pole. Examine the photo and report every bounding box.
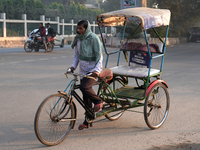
[140,0,147,7]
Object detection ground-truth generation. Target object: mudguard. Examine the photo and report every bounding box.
[58,91,77,129]
[71,100,77,129]
[146,79,168,97]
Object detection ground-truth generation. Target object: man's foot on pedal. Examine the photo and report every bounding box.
[94,102,104,112]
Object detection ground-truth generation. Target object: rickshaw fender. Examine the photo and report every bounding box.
[146,79,168,96]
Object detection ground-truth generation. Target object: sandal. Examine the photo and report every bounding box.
[78,124,88,130]
[78,123,93,130]
[94,102,104,112]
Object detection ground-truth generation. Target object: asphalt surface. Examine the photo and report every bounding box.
[0,43,200,150]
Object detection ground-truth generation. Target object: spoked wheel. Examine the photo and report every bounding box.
[46,42,54,52]
[34,93,76,146]
[24,41,33,52]
[104,103,124,121]
[144,83,170,129]
[103,78,126,121]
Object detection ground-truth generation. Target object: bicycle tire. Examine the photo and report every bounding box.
[144,83,170,129]
[34,93,76,146]
[104,78,125,121]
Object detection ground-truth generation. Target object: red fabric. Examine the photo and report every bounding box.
[36,26,46,36]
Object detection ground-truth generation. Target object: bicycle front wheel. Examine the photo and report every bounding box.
[144,83,170,129]
[34,93,76,146]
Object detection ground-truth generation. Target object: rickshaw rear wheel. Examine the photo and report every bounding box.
[104,78,125,121]
[144,83,170,129]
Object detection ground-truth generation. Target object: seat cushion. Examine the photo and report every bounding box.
[99,68,113,80]
[110,65,160,78]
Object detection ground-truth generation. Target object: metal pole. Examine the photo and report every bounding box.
[1,13,6,37]
[71,19,74,36]
[56,16,60,34]
[22,14,27,37]
[141,0,147,7]
[61,19,64,36]
[160,25,169,71]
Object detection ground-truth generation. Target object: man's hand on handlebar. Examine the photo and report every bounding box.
[90,71,99,79]
[66,67,75,73]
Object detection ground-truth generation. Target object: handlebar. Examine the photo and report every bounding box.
[64,71,96,80]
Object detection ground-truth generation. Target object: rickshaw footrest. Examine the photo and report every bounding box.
[96,106,115,117]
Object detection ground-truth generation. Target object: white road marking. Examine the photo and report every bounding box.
[9,61,20,64]
[25,60,35,62]
[39,58,48,60]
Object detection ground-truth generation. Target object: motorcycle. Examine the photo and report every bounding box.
[24,30,55,53]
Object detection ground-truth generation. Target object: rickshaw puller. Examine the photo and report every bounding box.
[68,20,104,130]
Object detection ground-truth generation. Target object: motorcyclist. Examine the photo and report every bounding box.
[46,23,55,44]
[35,23,47,52]
[46,23,55,37]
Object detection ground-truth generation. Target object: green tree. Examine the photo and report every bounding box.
[68,1,78,20]
[25,0,36,20]
[58,4,66,19]
[3,0,14,19]
[73,0,87,5]
[13,0,25,19]
[49,2,59,9]
[82,5,88,17]
[0,1,2,13]
[157,0,200,37]
[86,0,100,4]
[100,0,120,12]
[35,0,45,19]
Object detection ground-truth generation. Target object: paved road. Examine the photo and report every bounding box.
[0,43,200,150]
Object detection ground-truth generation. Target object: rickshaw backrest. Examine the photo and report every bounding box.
[121,42,164,68]
[129,52,151,68]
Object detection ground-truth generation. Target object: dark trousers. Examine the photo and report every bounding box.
[80,77,102,125]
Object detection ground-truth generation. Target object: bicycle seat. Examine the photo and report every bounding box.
[99,68,113,81]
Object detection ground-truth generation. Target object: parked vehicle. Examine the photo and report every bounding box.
[54,32,65,48]
[189,27,200,42]
[24,30,55,52]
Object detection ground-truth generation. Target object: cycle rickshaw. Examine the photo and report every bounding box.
[34,7,171,146]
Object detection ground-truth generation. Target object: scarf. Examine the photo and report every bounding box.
[71,21,102,66]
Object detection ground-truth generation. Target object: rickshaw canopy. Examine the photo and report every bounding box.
[97,7,171,30]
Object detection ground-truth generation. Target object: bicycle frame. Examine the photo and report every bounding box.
[59,73,149,122]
